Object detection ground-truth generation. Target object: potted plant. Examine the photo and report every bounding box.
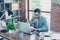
[6,22,16,34]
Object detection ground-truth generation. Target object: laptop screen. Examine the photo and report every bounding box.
[18,22,31,33]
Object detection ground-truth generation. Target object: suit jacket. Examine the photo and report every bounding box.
[29,16,48,32]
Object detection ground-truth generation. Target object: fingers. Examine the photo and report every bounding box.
[30,27,38,31]
[33,19,38,23]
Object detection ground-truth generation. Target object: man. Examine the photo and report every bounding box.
[0,10,7,33]
[29,8,48,40]
[0,10,5,20]
[4,9,13,24]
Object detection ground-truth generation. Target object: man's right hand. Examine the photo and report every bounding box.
[30,27,38,31]
[32,18,38,23]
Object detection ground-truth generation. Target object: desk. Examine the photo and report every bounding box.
[0,30,20,40]
[51,32,60,40]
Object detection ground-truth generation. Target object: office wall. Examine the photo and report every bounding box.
[51,0,60,33]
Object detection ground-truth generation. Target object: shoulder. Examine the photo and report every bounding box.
[40,16,46,20]
[31,16,35,20]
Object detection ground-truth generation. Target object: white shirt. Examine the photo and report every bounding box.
[4,10,12,19]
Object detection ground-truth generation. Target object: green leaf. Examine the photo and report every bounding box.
[6,22,16,31]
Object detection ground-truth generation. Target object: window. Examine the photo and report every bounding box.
[26,0,51,30]
[4,0,13,3]
[0,4,4,11]
[5,3,10,9]
[13,0,18,3]
[0,0,4,3]
[27,0,51,20]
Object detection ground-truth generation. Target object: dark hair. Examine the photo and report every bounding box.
[34,8,41,13]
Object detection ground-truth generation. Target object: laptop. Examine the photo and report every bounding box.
[18,22,31,33]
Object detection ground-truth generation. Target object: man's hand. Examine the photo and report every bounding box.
[33,18,38,23]
[30,27,38,31]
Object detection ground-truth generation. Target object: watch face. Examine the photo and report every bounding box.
[0,36,9,40]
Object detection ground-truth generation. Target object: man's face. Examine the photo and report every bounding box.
[34,12,40,18]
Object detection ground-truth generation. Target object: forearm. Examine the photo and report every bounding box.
[38,27,48,32]
[0,14,5,19]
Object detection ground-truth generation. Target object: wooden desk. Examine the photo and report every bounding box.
[0,30,20,40]
[0,32,30,40]
[0,33,12,40]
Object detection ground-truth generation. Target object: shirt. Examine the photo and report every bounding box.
[29,16,48,32]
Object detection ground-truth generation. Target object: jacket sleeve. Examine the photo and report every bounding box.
[38,18,48,32]
[29,16,34,27]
